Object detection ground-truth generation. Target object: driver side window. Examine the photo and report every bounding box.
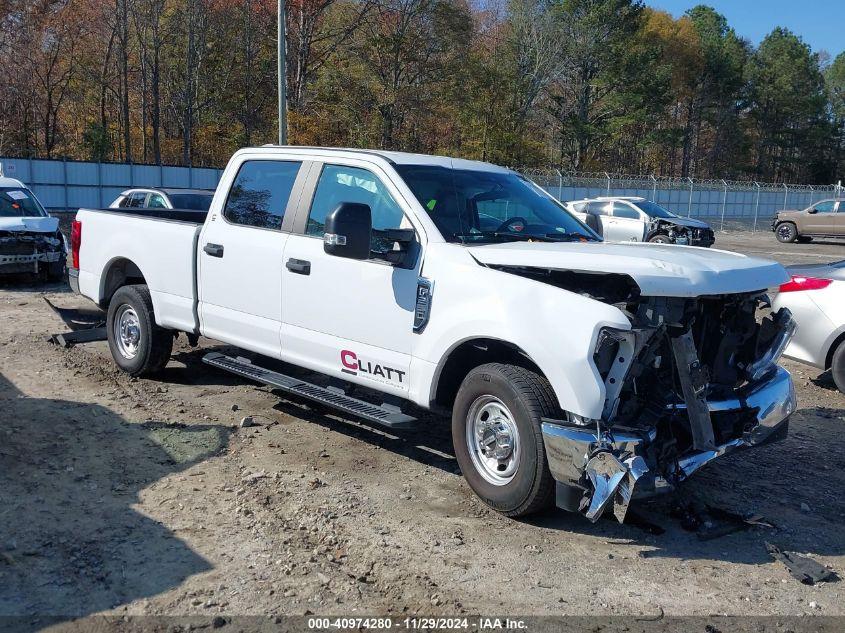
[148,194,167,209]
[587,201,611,215]
[813,200,835,213]
[612,203,641,220]
[306,165,407,254]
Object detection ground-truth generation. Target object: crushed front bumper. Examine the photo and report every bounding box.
[0,250,63,274]
[541,366,796,522]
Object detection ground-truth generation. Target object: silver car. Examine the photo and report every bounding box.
[772,259,845,393]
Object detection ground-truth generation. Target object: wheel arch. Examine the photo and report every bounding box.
[98,256,148,310]
[824,329,845,370]
[775,220,798,236]
[429,337,558,412]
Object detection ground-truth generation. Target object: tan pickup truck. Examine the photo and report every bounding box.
[772,198,844,243]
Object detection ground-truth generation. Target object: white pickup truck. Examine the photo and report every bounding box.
[70,146,797,523]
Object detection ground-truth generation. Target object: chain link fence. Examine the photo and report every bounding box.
[522,169,843,232]
[3,156,841,234]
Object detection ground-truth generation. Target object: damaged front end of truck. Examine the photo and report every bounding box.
[541,288,796,523]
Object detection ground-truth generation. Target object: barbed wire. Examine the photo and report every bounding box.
[519,168,839,193]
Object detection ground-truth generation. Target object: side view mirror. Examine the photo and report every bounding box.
[807,208,818,214]
[324,202,372,260]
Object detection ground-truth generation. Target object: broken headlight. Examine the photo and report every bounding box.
[593,327,624,381]
[746,308,796,382]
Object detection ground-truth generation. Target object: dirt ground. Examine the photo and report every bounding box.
[1,230,844,628]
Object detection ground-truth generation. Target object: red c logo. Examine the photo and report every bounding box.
[341,350,358,371]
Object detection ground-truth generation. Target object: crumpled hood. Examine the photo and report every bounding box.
[657,216,711,230]
[468,241,790,297]
[0,216,59,233]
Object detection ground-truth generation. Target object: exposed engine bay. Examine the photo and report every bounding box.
[0,230,66,276]
[645,217,715,246]
[591,291,794,450]
[494,265,797,523]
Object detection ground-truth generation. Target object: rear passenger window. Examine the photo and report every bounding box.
[224,160,302,230]
[126,192,147,208]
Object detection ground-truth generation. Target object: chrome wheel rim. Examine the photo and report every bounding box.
[113,305,141,360]
[465,395,520,486]
[777,225,792,240]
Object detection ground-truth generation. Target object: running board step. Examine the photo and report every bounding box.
[202,352,417,429]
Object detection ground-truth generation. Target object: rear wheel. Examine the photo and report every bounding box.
[451,363,556,517]
[831,340,845,395]
[648,233,672,244]
[775,222,798,243]
[107,284,173,376]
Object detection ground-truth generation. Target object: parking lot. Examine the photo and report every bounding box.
[1,230,843,625]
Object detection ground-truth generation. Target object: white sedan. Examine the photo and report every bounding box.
[772,260,845,393]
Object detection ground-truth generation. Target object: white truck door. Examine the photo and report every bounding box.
[280,161,421,397]
[605,202,647,241]
[198,159,308,358]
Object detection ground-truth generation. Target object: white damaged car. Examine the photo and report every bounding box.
[0,174,66,280]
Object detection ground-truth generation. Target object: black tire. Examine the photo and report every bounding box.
[451,362,557,517]
[106,284,173,376]
[46,260,65,282]
[831,340,845,395]
[648,233,672,244]
[775,222,798,243]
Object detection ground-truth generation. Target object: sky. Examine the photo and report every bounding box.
[646,0,845,58]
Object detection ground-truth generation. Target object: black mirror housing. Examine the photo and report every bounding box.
[324,202,372,260]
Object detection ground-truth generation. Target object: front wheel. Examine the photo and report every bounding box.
[106,284,173,376]
[451,363,556,517]
[648,233,672,244]
[775,222,798,243]
[831,339,845,395]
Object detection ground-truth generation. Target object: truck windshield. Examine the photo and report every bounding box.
[0,187,47,218]
[636,200,677,219]
[394,165,598,243]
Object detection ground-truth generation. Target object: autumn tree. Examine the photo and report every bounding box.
[1,0,844,182]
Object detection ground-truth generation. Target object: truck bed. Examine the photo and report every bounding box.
[74,207,202,333]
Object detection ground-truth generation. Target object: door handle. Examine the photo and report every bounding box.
[286,258,311,275]
[203,243,224,258]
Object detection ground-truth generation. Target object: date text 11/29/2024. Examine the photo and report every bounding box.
[307,617,528,630]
